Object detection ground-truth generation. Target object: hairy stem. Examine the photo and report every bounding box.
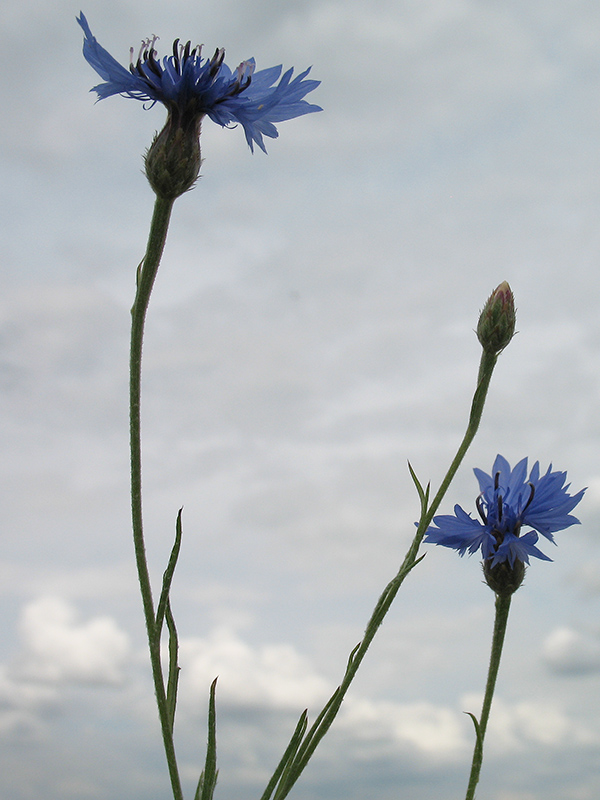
[129,194,183,800]
[464,593,512,800]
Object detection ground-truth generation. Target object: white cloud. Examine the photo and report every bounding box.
[17,597,130,684]
[462,693,599,751]
[542,626,600,675]
[336,696,470,762]
[178,629,471,763]
[179,627,331,710]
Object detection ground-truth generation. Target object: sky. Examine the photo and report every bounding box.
[2,0,600,798]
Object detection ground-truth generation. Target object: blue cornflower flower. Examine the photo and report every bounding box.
[424,455,585,594]
[77,13,321,197]
[77,13,321,153]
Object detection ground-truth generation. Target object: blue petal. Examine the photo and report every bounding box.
[424,506,494,558]
[523,466,585,539]
[77,13,153,101]
[490,531,553,568]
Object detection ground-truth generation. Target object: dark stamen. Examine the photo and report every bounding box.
[209,48,225,78]
[172,38,181,72]
[182,40,192,62]
[146,48,162,78]
[230,75,252,96]
[494,471,500,491]
[523,482,536,513]
[497,494,503,522]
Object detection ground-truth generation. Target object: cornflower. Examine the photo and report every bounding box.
[77,13,321,196]
[424,454,585,594]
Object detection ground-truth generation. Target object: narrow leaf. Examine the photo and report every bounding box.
[273,688,344,800]
[407,460,426,507]
[156,509,183,634]
[345,642,361,672]
[258,710,308,800]
[396,552,426,582]
[165,599,180,732]
[194,773,203,800]
[198,677,219,800]
[465,711,483,746]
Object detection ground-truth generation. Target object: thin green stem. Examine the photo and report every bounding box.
[130,194,183,800]
[423,349,498,537]
[267,347,500,800]
[465,593,512,800]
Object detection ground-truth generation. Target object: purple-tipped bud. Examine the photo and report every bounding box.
[476,282,516,355]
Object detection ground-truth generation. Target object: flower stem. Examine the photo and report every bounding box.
[264,348,500,800]
[424,349,498,527]
[129,194,183,800]
[465,593,512,800]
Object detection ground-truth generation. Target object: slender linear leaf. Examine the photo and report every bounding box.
[259,710,308,800]
[156,509,183,635]
[465,711,483,747]
[198,678,219,800]
[165,599,180,732]
[407,460,426,508]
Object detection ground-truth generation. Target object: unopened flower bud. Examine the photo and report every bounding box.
[476,281,516,355]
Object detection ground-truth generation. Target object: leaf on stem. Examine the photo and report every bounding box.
[258,710,309,800]
[465,711,483,748]
[396,552,427,582]
[196,677,219,800]
[165,599,180,732]
[346,642,361,671]
[407,461,425,503]
[156,509,183,635]
[408,461,430,515]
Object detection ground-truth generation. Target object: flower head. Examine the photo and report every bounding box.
[424,455,585,594]
[77,13,321,197]
[77,13,321,154]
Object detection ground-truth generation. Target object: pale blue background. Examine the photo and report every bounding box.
[2,1,600,799]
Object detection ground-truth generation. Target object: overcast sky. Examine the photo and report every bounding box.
[2,1,600,799]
